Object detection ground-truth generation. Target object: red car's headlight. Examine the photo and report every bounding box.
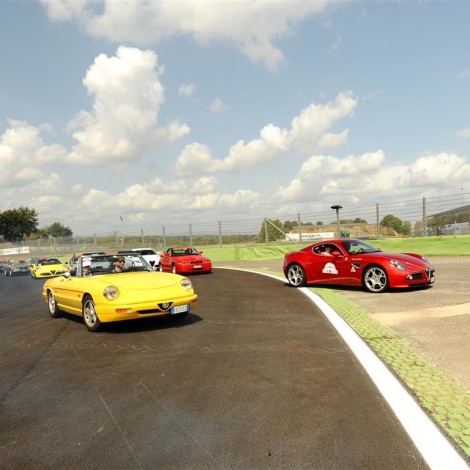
[390,259,406,271]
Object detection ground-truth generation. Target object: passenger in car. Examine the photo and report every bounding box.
[321,245,333,256]
[82,258,93,277]
[113,257,125,272]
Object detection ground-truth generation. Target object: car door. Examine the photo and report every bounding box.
[305,244,352,285]
[160,249,172,271]
[50,276,85,315]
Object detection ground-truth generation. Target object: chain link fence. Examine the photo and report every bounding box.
[1,192,469,258]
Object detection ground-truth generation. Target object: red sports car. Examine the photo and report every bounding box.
[159,247,212,275]
[283,239,435,293]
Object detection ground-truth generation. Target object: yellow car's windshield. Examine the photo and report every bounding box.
[79,253,153,277]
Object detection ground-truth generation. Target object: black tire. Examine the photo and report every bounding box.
[363,265,389,293]
[171,264,177,274]
[286,263,306,287]
[82,295,102,332]
[47,291,62,318]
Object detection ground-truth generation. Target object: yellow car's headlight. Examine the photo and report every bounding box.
[104,286,119,300]
[180,278,192,291]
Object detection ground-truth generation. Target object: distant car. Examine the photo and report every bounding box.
[4,260,30,276]
[283,238,435,293]
[128,248,161,270]
[0,260,11,274]
[43,252,198,331]
[31,258,67,279]
[159,247,212,275]
[28,257,47,276]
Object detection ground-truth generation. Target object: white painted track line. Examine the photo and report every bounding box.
[224,269,469,470]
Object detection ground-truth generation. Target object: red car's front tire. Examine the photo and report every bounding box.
[363,265,389,293]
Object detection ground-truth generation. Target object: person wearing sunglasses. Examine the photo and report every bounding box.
[113,257,125,273]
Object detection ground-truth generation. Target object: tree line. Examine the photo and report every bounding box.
[0,207,73,243]
[259,215,411,241]
[0,206,416,244]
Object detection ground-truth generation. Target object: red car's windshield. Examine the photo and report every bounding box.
[341,240,381,255]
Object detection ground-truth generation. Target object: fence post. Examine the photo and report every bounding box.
[297,213,302,244]
[189,224,193,246]
[162,227,166,247]
[264,218,268,244]
[423,197,427,237]
[218,221,222,247]
[141,228,144,245]
[376,203,380,238]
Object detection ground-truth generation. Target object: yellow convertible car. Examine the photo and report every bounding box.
[31,257,68,279]
[42,253,198,331]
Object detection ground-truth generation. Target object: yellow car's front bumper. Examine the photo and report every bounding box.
[94,294,198,323]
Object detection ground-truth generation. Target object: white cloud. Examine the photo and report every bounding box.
[275,151,470,205]
[210,98,225,114]
[175,91,357,176]
[289,91,357,153]
[66,46,189,169]
[456,128,470,138]
[178,83,195,97]
[0,119,66,186]
[40,0,339,71]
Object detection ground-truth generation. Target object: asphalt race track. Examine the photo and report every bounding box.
[0,269,463,469]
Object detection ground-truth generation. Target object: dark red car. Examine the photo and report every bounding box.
[283,239,435,293]
[159,247,212,275]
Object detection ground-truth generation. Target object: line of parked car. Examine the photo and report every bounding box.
[1,246,213,279]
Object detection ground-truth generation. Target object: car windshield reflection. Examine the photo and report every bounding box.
[342,240,381,255]
[80,253,153,277]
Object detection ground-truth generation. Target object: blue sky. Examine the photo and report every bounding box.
[1,0,469,235]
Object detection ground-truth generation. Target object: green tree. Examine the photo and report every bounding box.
[380,214,411,235]
[258,219,284,242]
[44,222,73,238]
[0,207,39,242]
[283,220,297,231]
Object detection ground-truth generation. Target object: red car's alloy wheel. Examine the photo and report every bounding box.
[363,266,389,293]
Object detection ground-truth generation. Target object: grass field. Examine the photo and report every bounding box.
[201,235,470,261]
[20,234,469,264]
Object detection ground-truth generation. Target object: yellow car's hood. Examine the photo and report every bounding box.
[96,272,181,289]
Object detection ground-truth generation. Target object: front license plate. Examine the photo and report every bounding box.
[193,265,202,269]
[171,304,189,314]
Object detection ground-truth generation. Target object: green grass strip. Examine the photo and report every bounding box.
[311,286,470,458]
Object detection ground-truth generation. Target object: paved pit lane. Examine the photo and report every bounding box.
[0,270,465,469]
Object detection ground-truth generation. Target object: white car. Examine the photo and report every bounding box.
[130,248,161,270]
